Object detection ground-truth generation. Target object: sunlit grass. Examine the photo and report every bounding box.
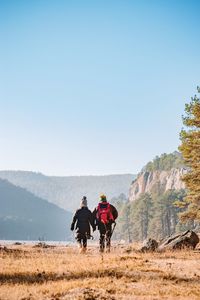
[0,244,200,299]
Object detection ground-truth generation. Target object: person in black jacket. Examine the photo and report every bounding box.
[93,194,118,253]
[71,196,95,253]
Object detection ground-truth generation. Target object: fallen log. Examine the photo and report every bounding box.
[158,230,199,251]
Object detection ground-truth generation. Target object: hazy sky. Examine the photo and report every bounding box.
[1,0,200,176]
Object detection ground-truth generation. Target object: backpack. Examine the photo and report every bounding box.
[97,202,114,225]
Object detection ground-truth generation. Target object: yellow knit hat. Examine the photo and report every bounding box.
[100,194,107,202]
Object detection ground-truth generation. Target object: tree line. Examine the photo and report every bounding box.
[111,189,192,242]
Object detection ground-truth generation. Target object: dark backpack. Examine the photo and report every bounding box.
[97,202,114,225]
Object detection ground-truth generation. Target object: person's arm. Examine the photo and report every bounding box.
[70,210,78,230]
[111,205,118,220]
[89,209,96,231]
[92,207,98,228]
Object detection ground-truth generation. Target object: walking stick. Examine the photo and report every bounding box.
[110,222,116,238]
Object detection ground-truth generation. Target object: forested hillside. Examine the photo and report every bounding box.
[112,189,191,242]
[0,172,134,211]
[0,179,72,240]
[111,152,194,242]
[142,151,184,172]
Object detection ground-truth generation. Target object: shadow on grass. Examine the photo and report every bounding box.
[0,269,125,285]
[0,269,199,285]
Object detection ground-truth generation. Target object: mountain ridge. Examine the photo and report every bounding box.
[0,171,135,212]
[0,178,72,240]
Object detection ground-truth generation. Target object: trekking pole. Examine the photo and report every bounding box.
[102,223,108,251]
[110,222,116,238]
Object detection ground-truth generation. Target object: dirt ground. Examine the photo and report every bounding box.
[0,243,200,300]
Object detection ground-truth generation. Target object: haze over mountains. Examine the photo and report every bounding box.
[0,178,72,240]
[0,152,186,241]
[0,172,135,240]
[0,172,135,212]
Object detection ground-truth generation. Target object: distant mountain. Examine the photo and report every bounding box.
[0,172,135,211]
[129,152,186,201]
[0,179,72,240]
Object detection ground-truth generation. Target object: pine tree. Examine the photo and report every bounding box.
[148,190,183,239]
[131,193,153,241]
[121,203,133,243]
[178,86,200,221]
[111,194,133,242]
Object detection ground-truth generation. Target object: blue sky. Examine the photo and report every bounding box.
[0,0,199,175]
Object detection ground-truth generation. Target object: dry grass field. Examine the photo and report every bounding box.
[0,243,200,300]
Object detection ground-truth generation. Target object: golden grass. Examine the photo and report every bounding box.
[0,244,200,299]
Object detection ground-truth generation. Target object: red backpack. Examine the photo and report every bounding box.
[97,202,114,224]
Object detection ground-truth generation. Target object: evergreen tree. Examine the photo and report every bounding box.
[121,203,133,243]
[111,194,133,242]
[179,86,200,221]
[112,190,187,242]
[131,193,153,241]
[144,152,184,172]
[148,190,185,239]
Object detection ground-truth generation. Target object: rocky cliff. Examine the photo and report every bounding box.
[129,168,187,201]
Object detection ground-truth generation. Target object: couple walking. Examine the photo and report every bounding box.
[70,194,118,253]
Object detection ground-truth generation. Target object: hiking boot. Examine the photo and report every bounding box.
[80,247,87,254]
[99,247,104,253]
[106,247,110,253]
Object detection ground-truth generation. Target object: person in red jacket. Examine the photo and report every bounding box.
[93,194,118,253]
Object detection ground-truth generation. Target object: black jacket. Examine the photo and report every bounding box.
[71,207,94,235]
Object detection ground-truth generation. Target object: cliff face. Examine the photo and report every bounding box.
[129,168,187,201]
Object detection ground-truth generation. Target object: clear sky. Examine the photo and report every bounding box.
[0,0,200,176]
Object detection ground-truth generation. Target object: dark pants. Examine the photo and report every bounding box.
[76,232,87,248]
[98,223,112,252]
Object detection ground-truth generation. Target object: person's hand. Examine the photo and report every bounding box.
[70,225,74,231]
